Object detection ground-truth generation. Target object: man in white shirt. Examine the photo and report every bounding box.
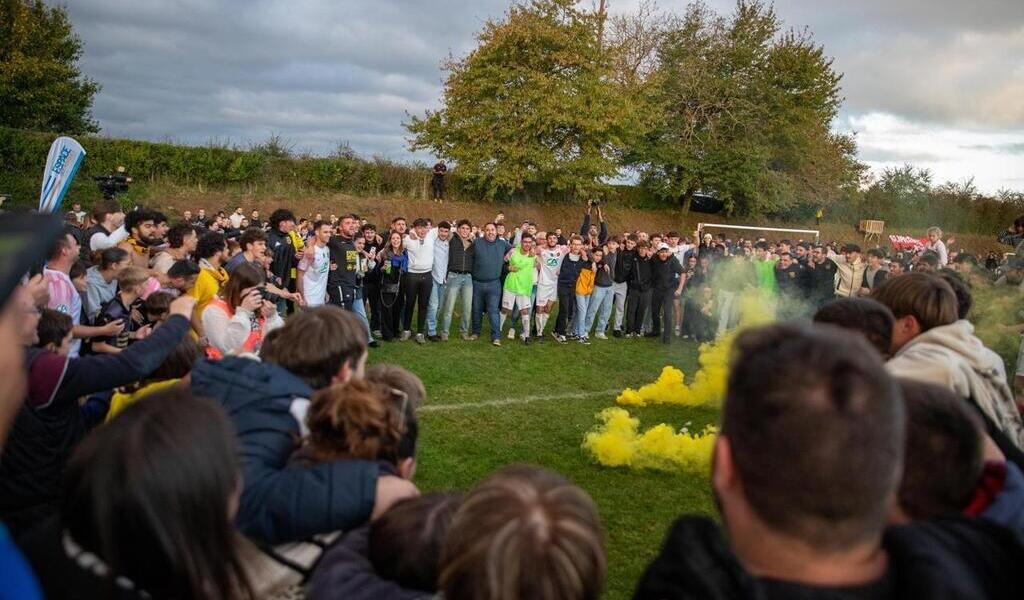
[537,231,568,339]
[402,218,437,344]
[298,220,332,307]
[426,222,452,341]
[229,206,245,230]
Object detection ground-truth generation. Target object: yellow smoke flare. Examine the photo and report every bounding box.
[586,289,776,472]
[615,289,776,409]
[583,407,717,473]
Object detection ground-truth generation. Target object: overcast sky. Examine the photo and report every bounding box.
[62,0,1024,192]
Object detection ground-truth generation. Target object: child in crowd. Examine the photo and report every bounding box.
[93,266,152,354]
[35,309,74,356]
[143,291,173,326]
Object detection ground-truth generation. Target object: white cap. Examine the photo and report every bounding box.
[657,243,670,251]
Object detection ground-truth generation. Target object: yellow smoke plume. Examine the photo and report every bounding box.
[585,288,775,473]
[615,289,776,409]
[583,407,717,473]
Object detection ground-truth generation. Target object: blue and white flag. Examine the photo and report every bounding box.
[38,136,86,214]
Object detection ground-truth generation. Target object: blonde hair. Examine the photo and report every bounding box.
[365,363,426,407]
[116,266,150,292]
[439,466,605,600]
[927,226,943,237]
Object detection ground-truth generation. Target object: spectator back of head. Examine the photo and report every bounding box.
[937,269,972,320]
[895,378,984,521]
[62,389,251,599]
[260,306,367,389]
[369,493,462,592]
[871,272,958,333]
[723,323,905,551]
[813,298,895,357]
[305,379,417,475]
[365,363,427,407]
[439,465,605,600]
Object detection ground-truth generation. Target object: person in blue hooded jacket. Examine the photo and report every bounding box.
[190,306,417,545]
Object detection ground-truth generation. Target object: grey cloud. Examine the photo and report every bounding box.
[960,142,1024,154]
[62,0,1024,164]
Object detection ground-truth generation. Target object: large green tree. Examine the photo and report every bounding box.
[630,1,859,215]
[405,0,640,199]
[0,0,100,134]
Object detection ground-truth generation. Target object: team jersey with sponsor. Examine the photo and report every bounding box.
[504,247,536,296]
[301,244,331,307]
[538,246,567,287]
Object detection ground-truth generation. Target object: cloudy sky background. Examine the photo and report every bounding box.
[62,0,1024,192]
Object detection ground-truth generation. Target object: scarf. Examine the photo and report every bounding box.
[126,236,149,256]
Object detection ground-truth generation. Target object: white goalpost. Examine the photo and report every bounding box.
[696,222,821,243]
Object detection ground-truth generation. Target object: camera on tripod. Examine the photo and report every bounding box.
[94,166,133,200]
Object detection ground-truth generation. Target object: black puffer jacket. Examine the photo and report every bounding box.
[634,515,1024,599]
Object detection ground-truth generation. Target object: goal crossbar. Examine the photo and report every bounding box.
[697,222,820,243]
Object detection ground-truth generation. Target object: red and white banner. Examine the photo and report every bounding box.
[888,235,926,251]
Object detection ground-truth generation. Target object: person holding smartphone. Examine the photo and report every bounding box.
[202,263,283,358]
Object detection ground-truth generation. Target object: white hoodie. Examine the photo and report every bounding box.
[887,320,1024,450]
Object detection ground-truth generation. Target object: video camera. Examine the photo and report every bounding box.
[94,166,133,200]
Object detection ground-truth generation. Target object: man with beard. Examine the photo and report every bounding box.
[117,209,161,269]
[327,214,373,347]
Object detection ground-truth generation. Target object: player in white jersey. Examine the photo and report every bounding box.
[535,231,568,338]
[297,221,332,307]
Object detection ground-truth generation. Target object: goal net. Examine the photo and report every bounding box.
[696,222,820,243]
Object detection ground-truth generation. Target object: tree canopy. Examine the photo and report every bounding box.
[405,0,641,200]
[629,1,860,215]
[0,0,100,134]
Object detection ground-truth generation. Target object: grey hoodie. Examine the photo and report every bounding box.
[887,319,1024,450]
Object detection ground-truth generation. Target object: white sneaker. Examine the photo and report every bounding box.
[507,327,516,340]
[595,333,608,340]
[415,333,426,344]
[492,339,502,347]
[400,330,412,341]
[440,332,449,341]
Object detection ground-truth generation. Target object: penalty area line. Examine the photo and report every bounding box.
[421,388,623,413]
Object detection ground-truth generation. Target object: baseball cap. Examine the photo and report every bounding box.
[657,243,670,251]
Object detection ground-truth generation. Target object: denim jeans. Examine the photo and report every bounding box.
[574,293,592,338]
[350,288,374,343]
[472,279,502,341]
[612,281,628,331]
[426,279,446,336]
[441,272,473,335]
[584,285,614,336]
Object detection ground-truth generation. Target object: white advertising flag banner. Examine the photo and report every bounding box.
[38,136,86,214]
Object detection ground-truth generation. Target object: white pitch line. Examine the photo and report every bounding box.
[420,388,623,413]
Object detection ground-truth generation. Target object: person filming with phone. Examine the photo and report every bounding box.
[202,263,283,358]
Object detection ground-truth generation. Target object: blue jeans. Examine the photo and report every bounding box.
[351,288,374,343]
[442,272,473,335]
[472,279,502,340]
[426,279,446,336]
[575,293,592,338]
[584,285,614,335]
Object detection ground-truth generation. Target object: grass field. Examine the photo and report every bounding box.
[367,333,719,600]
